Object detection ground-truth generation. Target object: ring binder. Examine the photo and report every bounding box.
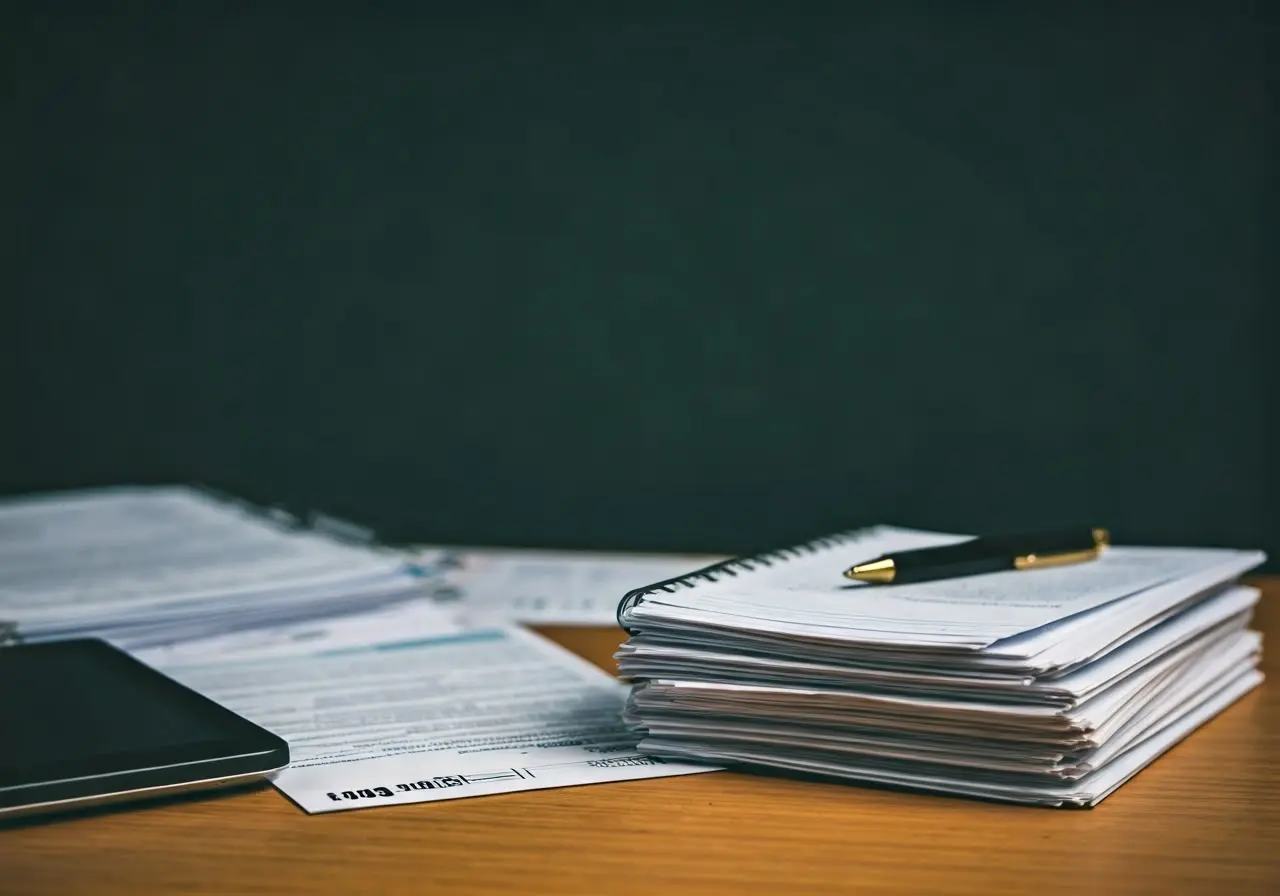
[615,528,877,630]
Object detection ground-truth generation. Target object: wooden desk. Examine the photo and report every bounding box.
[4,581,1279,895]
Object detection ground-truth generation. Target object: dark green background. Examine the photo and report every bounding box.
[2,6,1276,562]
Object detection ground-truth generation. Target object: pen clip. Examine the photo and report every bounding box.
[1013,530,1109,571]
[1012,546,1101,570]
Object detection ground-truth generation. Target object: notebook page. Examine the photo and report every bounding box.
[629,526,1263,647]
[986,550,1264,664]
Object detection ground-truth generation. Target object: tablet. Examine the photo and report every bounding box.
[0,638,288,820]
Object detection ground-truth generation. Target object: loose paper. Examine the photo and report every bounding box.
[427,546,726,626]
[142,624,715,813]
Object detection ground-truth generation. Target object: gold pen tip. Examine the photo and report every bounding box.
[1093,527,1111,548]
[846,558,896,584]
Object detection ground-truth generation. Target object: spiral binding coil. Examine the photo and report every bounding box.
[615,527,880,631]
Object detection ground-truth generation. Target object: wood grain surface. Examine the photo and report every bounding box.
[3,580,1278,895]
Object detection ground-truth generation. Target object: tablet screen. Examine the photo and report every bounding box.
[0,639,285,794]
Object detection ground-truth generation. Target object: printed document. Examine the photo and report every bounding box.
[141,624,714,813]
[137,600,465,664]
[428,546,725,626]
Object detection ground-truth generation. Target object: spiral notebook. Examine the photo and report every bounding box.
[614,525,1265,806]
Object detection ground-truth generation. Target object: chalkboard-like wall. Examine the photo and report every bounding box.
[2,6,1276,563]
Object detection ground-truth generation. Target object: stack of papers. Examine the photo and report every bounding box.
[616,525,1266,807]
[0,486,428,650]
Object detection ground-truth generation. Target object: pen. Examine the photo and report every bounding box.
[844,528,1110,585]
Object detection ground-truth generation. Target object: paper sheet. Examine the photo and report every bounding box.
[135,600,465,663]
[426,546,726,625]
[140,624,715,813]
